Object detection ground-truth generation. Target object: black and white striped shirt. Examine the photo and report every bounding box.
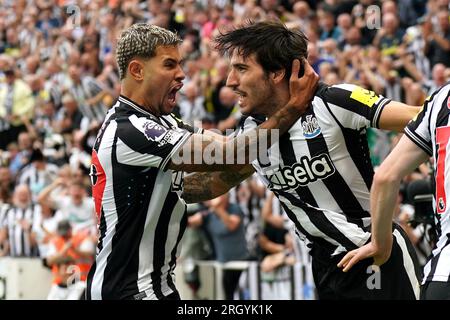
[239,83,391,254]
[87,95,199,300]
[70,76,108,123]
[1,203,40,257]
[404,82,450,283]
[19,163,59,201]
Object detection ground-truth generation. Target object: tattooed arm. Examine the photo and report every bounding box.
[182,164,255,203]
[167,59,318,173]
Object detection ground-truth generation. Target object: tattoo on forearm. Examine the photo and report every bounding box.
[183,169,253,203]
[182,172,214,203]
[218,170,252,187]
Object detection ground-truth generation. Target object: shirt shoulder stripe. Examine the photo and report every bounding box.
[404,127,433,155]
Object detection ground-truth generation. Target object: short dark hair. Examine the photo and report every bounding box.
[116,23,182,80]
[214,20,308,79]
[57,219,72,236]
[29,148,44,162]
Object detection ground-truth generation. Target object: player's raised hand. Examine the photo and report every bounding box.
[287,59,319,115]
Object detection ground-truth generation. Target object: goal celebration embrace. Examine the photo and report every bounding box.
[0,0,449,302]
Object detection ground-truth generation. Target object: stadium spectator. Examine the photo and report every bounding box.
[67,65,109,124]
[32,198,64,261]
[216,86,240,132]
[374,12,405,57]
[178,81,206,126]
[204,58,232,123]
[0,166,14,204]
[423,9,450,67]
[318,7,342,41]
[38,179,95,235]
[1,184,40,257]
[56,93,89,134]
[69,130,92,172]
[0,59,35,150]
[423,63,449,95]
[46,220,95,300]
[286,1,312,32]
[0,202,9,256]
[180,201,214,299]
[259,192,296,300]
[194,194,249,300]
[233,178,262,261]
[19,148,59,202]
[8,131,34,177]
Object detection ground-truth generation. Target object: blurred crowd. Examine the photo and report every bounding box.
[0,0,449,299]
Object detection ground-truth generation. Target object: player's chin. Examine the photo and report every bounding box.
[239,104,254,116]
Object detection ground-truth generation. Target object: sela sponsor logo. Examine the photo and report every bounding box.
[267,154,335,189]
[301,115,321,139]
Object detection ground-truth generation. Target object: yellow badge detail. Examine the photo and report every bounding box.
[350,87,379,107]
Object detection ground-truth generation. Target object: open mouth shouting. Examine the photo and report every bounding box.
[166,83,183,108]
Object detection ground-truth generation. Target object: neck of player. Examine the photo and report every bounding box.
[121,85,160,116]
[265,83,290,117]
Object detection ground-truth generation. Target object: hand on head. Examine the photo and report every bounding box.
[287,58,319,114]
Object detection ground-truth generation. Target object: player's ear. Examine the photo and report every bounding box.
[270,69,286,84]
[128,59,144,81]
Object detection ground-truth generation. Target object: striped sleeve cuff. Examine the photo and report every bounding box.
[404,127,433,156]
[371,98,391,129]
[160,132,193,171]
[196,127,204,134]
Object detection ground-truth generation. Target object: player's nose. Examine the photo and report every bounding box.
[226,69,239,88]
